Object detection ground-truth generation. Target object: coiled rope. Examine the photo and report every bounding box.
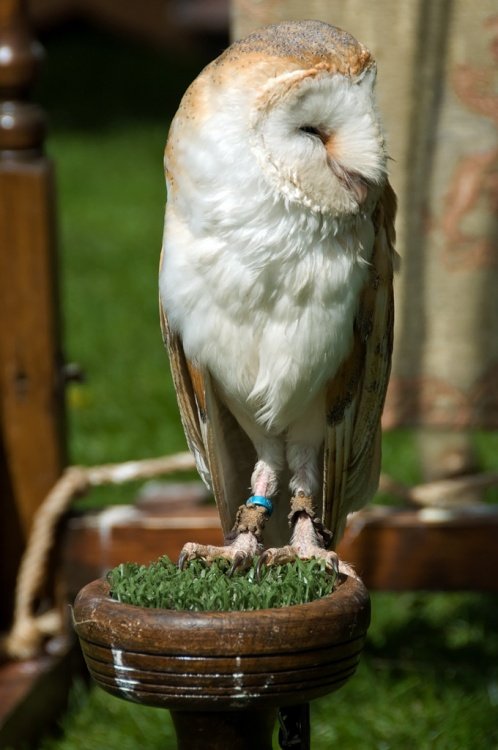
[1,452,196,660]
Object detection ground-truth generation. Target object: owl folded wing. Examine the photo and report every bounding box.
[160,180,396,546]
[159,294,256,535]
[323,180,397,546]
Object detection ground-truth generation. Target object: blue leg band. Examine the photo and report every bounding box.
[246,495,273,516]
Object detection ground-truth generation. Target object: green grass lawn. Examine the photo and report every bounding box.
[29,23,498,750]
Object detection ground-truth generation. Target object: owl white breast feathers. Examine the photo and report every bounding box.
[160,20,396,569]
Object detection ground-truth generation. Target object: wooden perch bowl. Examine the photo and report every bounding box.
[73,572,370,748]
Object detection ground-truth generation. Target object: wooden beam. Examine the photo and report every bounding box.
[61,484,498,594]
[0,644,80,749]
[63,485,223,598]
[339,505,498,591]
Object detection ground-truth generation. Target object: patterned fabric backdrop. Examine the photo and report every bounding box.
[232,0,498,429]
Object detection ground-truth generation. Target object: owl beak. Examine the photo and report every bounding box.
[328,158,370,204]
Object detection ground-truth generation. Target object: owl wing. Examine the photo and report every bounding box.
[159,287,256,537]
[322,181,397,547]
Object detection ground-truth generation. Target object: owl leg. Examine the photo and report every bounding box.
[258,405,337,572]
[256,500,337,573]
[287,436,332,557]
[178,442,283,573]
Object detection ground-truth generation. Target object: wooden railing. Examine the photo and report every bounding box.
[0,0,65,631]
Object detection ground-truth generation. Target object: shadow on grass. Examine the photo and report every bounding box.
[367,592,498,685]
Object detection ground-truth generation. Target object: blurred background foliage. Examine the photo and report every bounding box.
[34,23,212,506]
[29,20,498,750]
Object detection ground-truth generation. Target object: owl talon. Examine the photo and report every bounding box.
[177,532,261,572]
[255,550,271,581]
[254,547,296,580]
[178,550,188,571]
[257,543,339,575]
[227,551,250,577]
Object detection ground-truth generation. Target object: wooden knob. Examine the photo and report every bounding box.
[0,101,45,153]
[0,0,46,157]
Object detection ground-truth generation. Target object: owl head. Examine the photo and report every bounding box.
[166,20,387,219]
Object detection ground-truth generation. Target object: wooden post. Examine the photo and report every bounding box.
[0,0,65,630]
[170,710,276,750]
[74,575,369,750]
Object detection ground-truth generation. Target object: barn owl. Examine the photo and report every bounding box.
[160,20,396,574]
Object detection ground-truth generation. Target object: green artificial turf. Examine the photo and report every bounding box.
[107,556,337,611]
[25,21,498,750]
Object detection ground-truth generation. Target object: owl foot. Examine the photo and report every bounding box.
[256,542,338,578]
[256,493,337,577]
[178,501,269,575]
[178,532,261,575]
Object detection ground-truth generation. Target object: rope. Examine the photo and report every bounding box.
[1,452,195,660]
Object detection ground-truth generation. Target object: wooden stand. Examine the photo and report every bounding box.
[0,0,65,631]
[0,644,81,749]
[171,709,277,750]
[73,574,370,749]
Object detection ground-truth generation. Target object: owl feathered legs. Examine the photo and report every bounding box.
[178,395,338,570]
[178,445,281,572]
[257,492,337,574]
[178,493,337,574]
[178,448,337,574]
